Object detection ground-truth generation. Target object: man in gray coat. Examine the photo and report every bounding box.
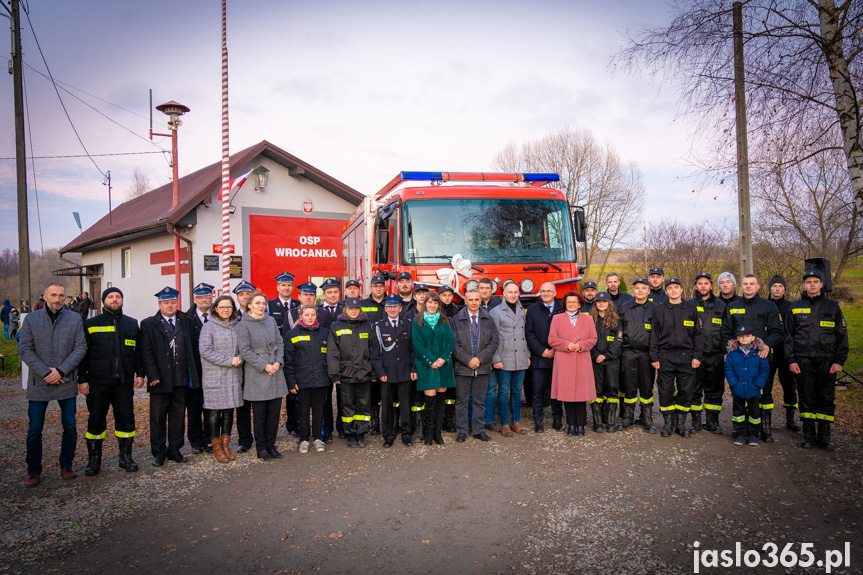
[452,290,499,442]
[18,282,88,487]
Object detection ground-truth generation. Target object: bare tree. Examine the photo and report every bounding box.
[492,126,646,278]
[616,0,863,250]
[125,167,151,200]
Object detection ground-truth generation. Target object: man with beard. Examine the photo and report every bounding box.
[647,268,668,305]
[688,273,728,434]
[581,281,598,315]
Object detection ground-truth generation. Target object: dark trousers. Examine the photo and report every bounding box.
[456,373,488,435]
[697,354,726,413]
[592,359,620,403]
[381,380,412,440]
[764,351,798,410]
[621,350,655,407]
[656,352,695,412]
[252,397,282,455]
[149,386,187,458]
[323,382,342,438]
[338,381,372,436]
[206,408,234,438]
[410,385,426,417]
[298,387,327,442]
[370,379,382,424]
[797,357,836,421]
[284,392,299,434]
[732,396,761,438]
[236,400,253,449]
[27,397,77,474]
[185,386,210,448]
[85,383,135,438]
[564,401,587,426]
[531,367,563,423]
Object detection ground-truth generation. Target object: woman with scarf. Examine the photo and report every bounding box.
[548,290,597,436]
[412,291,456,446]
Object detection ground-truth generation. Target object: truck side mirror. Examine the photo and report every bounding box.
[375,229,389,264]
[572,207,586,243]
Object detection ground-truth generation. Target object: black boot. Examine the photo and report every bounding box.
[84,438,103,476]
[660,411,675,437]
[800,420,817,448]
[690,410,703,433]
[434,395,446,445]
[676,411,691,438]
[642,403,657,434]
[118,437,139,472]
[785,407,801,432]
[619,404,633,430]
[442,401,457,433]
[369,405,380,437]
[817,421,835,451]
[704,411,719,434]
[591,403,604,433]
[605,403,617,433]
[411,407,424,444]
[760,409,774,443]
[423,400,435,446]
[552,417,564,432]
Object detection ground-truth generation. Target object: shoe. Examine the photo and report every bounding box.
[552,419,564,432]
[402,436,413,446]
[534,421,545,433]
[733,436,745,446]
[566,425,576,436]
[190,446,205,454]
[575,426,585,436]
[785,407,802,432]
[347,436,358,448]
[356,434,366,448]
[258,451,272,461]
[61,467,77,480]
[299,441,310,454]
[510,421,526,435]
[383,438,394,448]
[220,436,235,462]
[456,433,466,443]
[84,438,103,476]
[205,445,213,454]
[211,439,230,464]
[152,456,166,467]
[323,436,334,444]
[500,424,513,437]
[236,445,252,453]
[168,453,186,463]
[760,409,774,443]
[484,422,501,433]
[314,439,326,452]
[268,447,283,459]
[800,420,817,449]
[24,473,40,488]
[473,431,491,442]
[748,436,759,447]
[118,437,139,472]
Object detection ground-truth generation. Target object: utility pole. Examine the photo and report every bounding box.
[4,0,30,311]
[102,170,112,225]
[733,2,754,276]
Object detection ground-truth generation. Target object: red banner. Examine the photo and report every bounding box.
[248,214,345,299]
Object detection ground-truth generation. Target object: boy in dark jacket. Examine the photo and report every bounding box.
[327,297,374,448]
[725,325,770,446]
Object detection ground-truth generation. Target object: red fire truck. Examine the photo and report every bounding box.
[342,172,587,300]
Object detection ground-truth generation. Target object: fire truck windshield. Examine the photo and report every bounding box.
[403,198,575,265]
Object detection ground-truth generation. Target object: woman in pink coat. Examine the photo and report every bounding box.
[548,291,597,436]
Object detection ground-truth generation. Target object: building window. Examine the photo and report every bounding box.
[121,247,131,278]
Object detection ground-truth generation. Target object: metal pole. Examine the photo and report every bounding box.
[219,0,232,295]
[171,126,182,309]
[11,0,30,312]
[733,2,754,276]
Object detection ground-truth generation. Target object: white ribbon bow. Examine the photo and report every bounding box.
[436,254,473,292]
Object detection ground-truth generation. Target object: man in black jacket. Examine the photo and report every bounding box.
[647,268,668,305]
[619,278,656,432]
[79,287,144,475]
[649,278,704,438]
[232,280,256,452]
[786,270,849,451]
[139,287,201,466]
[720,274,784,442]
[317,278,343,442]
[452,290,499,442]
[689,273,728,434]
[76,292,92,323]
[605,272,633,310]
[281,282,317,440]
[361,274,387,323]
[766,275,801,432]
[371,296,417,447]
[525,282,564,432]
[186,282,214,454]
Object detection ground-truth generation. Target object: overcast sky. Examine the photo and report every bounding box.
[0,0,737,253]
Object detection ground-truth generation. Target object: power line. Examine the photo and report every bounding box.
[0,150,165,160]
[22,65,44,253]
[23,8,105,178]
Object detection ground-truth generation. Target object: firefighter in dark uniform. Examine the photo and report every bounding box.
[589,291,622,433]
[720,274,784,442]
[361,274,388,323]
[318,278,343,442]
[438,284,461,431]
[786,270,849,451]
[371,295,416,447]
[717,272,740,306]
[605,272,634,310]
[267,271,300,328]
[79,287,144,475]
[649,277,704,438]
[343,279,362,300]
[327,297,374,448]
[281,281,318,439]
[619,278,656,432]
[647,267,668,305]
[405,282,433,439]
[232,280,256,452]
[139,287,200,466]
[689,273,728,434]
[581,281,598,315]
[396,272,416,317]
[766,275,801,431]
[186,282,214,454]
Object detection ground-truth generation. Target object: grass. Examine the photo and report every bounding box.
[0,336,19,378]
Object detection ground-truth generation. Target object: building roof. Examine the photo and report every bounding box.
[60,140,364,254]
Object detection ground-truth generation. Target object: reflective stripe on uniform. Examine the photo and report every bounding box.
[605,397,620,404]
[353,414,371,421]
[729,309,745,315]
[361,307,379,313]
[85,430,107,440]
[359,333,369,339]
[444,399,455,405]
[800,411,816,420]
[115,430,135,438]
[638,396,653,404]
[791,308,810,314]
[88,326,115,334]
[660,405,675,412]
[820,321,835,328]
[711,318,722,324]
[732,415,745,422]
[410,404,425,411]
[291,335,311,343]
[782,402,798,409]
[624,397,638,404]
[690,404,703,411]
[124,339,136,346]
[591,397,605,404]
[748,417,761,425]
[675,405,690,412]
[815,413,835,422]
[759,403,774,410]
[704,403,723,412]
[683,320,694,327]
[336,329,352,336]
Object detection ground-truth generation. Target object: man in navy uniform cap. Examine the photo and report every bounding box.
[268,271,299,329]
[647,267,668,305]
[139,287,200,466]
[232,280,256,451]
[344,279,362,300]
[361,274,388,323]
[186,282,214,454]
[371,295,416,447]
[318,278,343,442]
[396,272,416,317]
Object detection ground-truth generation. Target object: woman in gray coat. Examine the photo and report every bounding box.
[489,282,530,436]
[199,295,243,463]
[237,293,287,461]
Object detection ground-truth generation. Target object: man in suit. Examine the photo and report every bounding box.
[139,287,200,466]
[268,271,299,329]
[232,280,256,452]
[525,282,565,432]
[186,282,214,453]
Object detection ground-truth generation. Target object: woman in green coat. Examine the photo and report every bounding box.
[412,291,456,446]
